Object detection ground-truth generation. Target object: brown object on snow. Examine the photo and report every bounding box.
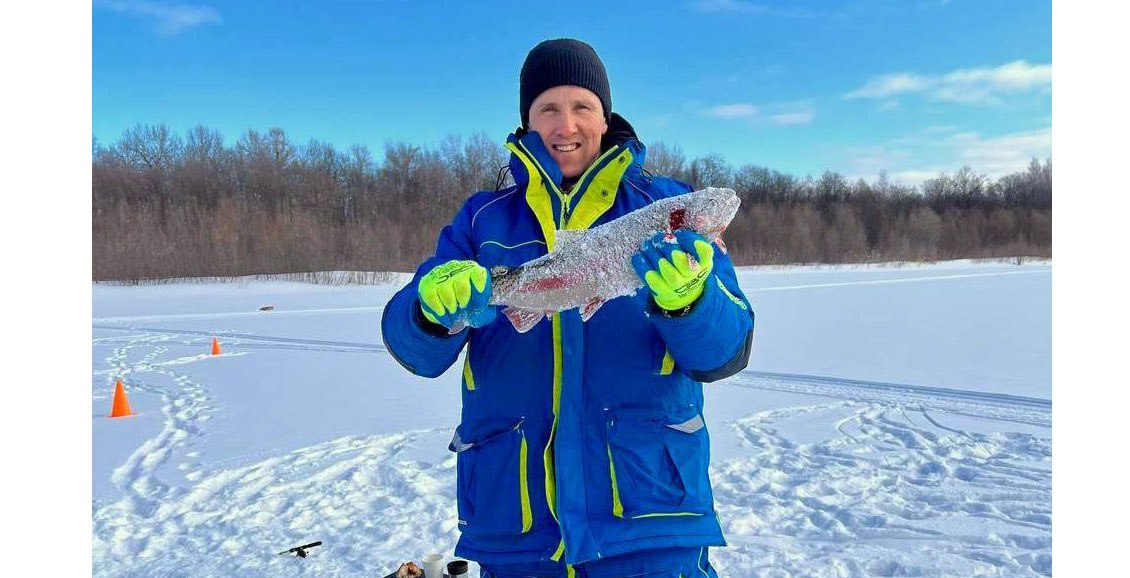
[259,305,275,311]
[395,561,423,578]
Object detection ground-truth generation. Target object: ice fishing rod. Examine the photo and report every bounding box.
[278,541,322,558]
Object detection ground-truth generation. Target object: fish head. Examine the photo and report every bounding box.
[677,187,740,241]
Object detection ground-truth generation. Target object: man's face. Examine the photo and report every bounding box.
[527,85,609,179]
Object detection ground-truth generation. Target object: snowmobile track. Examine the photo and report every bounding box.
[725,369,1050,427]
[93,324,387,354]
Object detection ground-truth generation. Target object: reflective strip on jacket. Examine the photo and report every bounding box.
[381,125,756,568]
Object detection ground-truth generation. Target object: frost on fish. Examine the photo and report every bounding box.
[482,187,741,333]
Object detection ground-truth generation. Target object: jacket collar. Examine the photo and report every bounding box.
[506,113,647,191]
[503,114,647,248]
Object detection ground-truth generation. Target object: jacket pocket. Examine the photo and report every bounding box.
[450,419,534,536]
[606,409,713,519]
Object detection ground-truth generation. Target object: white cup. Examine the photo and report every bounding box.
[422,553,444,578]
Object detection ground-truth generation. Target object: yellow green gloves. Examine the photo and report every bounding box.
[417,260,497,331]
[631,229,715,313]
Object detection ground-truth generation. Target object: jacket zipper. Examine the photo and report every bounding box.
[515,139,622,229]
[509,137,626,563]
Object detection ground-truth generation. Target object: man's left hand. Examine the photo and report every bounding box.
[631,229,715,312]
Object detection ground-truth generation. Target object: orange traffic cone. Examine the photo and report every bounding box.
[110,380,133,418]
[211,337,222,356]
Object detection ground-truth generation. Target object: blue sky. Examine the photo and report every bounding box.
[93,0,1051,185]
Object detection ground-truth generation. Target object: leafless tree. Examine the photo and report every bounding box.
[92,124,1052,280]
[645,142,689,182]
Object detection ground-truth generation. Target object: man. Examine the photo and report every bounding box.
[382,38,755,578]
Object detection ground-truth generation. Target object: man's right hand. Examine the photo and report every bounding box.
[417,260,497,331]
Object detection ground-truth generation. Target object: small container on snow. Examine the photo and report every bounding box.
[422,553,444,578]
[446,559,469,577]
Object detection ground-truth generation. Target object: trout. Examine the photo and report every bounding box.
[469,186,740,334]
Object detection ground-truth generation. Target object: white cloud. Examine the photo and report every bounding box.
[704,100,815,126]
[769,111,815,126]
[840,126,1051,186]
[846,73,932,99]
[944,60,1052,91]
[98,1,221,35]
[947,127,1052,177]
[845,61,1052,106]
[707,103,759,118]
[888,170,946,187]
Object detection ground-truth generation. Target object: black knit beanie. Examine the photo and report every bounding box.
[519,38,612,129]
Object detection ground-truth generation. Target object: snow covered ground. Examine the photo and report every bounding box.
[92,259,1051,577]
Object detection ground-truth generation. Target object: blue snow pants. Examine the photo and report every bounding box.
[478,547,719,578]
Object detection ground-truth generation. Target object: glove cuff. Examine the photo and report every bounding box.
[659,302,695,318]
[650,290,702,318]
[415,299,458,337]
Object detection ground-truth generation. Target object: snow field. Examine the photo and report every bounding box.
[93,260,1051,577]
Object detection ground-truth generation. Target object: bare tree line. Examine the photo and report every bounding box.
[646,143,1051,264]
[93,124,1051,281]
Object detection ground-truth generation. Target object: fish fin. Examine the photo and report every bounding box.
[555,229,584,251]
[503,307,546,333]
[579,297,606,321]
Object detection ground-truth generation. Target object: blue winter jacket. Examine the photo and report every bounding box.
[381,117,755,569]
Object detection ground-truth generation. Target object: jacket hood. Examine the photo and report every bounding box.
[600,112,639,151]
